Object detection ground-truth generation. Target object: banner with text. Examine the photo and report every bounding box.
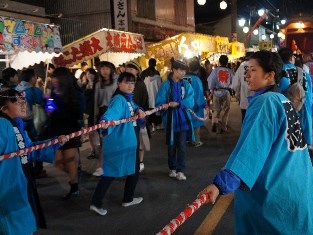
[54,28,145,67]
[0,16,62,54]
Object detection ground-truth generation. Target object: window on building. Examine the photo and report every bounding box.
[174,0,187,25]
[137,0,156,20]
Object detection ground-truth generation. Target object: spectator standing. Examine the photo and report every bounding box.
[84,68,100,159]
[141,58,162,132]
[46,67,85,199]
[2,67,19,89]
[126,61,149,172]
[15,69,45,141]
[74,61,89,80]
[15,69,47,178]
[232,52,254,122]
[92,61,117,176]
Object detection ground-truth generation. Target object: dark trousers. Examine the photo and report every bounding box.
[167,131,187,173]
[24,119,45,176]
[241,109,246,123]
[91,126,140,207]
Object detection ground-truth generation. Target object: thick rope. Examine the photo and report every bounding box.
[156,193,208,235]
[187,108,208,121]
[0,104,206,162]
[0,103,169,161]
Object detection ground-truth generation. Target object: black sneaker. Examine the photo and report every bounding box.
[62,190,80,200]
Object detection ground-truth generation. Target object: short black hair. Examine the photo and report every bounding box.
[249,50,283,84]
[219,55,229,66]
[98,61,116,71]
[117,72,136,83]
[148,58,157,67]
[0,89,23,111]
[81,62,88,67]
[2,67,18,82]
[47,63,55,70]
[189,60,200,72]
[20,69,36,82]
[278,47,293,64]
[170,58,188,71]
[86,68,97,77]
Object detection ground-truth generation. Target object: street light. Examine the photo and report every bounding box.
[243,26,249,33]
[270,34,274,39]
[197,0,206,5]
[258,9,265,16]
[220,0,227,10]
[253,29,259,35]
[261,34,266,40]
[238,18,246,27]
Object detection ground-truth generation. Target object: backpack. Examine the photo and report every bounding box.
[284,67,305,112]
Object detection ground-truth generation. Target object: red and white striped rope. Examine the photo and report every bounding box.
[187,108,208,121]
[0,103,206,162]
[0,103,169,162]
[156,193,208,235]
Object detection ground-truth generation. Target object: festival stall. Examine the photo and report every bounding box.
[142,33,229,63]
[228,41,246,60]
[0,16,62,70]
[53,28,146,67]
[137,32,230,78]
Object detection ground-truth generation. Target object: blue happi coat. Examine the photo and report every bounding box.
[225,91,313,234]
[279,63,313,145]
[0,117,61,235]
[155,78,195,145]
[183,73,206,128]
[101,94,138,177]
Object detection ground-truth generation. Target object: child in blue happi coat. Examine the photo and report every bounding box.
[90,72,146,216]
[0,88,68,235]
[155,58,195,181]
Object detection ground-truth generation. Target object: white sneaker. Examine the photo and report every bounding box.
[139,163,144,172]
[176,172,187,181]
[169,170,177,178]
[193,141,203,147]
[90,205,107,216]
[122,197,143,207]
[92,167,103,177]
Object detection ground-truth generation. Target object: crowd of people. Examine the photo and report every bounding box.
[0,48,313,234]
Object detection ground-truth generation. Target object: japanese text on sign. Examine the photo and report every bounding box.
[113,0,128,31]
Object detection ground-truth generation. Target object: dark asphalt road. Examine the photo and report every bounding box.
[35,100,241,235]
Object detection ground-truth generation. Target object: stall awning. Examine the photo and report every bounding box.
[229,41,246,60]
[0,16,62,70]
[144,32,229,62]
[54,28,146,67]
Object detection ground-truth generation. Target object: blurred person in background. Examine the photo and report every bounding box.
[45,67,85,200]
